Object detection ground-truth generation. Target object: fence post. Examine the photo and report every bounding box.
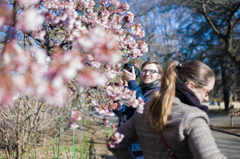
[230,116,233,126]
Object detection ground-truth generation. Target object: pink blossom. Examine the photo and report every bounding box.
[29,47,48,65]
[83,93,90,98]
[66,120,79,130]
[51,76,64,90]
[105,70,117,79]
[78,68,107,86]
[76,27,121,64]
[0,17,5,27]
[134,60,140,67]
[104,64,111,71]
[97,51,122,64]
[83,0,95,13]
[61,51,84,79]
[68,87,74,94]
[17,0,40,6]
[122,57,129,64]
[138,41,148,53]
[100,0,107,6]
[97,108,109,116]
[70,111,82,121]
[108,111,115,117]
[75,36,94,50]
[115,63,121,68]
[109,0,120,8]
[121,12,134,23]
[3,40,30,73]
[44,84,68,105]
[137,104,144,114]
[111,124,116,131]
[114,132,124,143]
[47,49,84,81]
[113,101,123,110]
[0,70,14,105]
[95,104,110,116]
[121,3,130,11]
[138,30,145,38]
[131,97,144,113]
[83,54,94,61]
[77,3,83,10]
[103,118,112,128]
[32,28,46,40]
[130,23,145,38]
[108,132,125,148]
[91,99,99,106]
[16,9,45,32]
[91,61,102,68]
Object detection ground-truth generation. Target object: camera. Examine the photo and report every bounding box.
[123,63,140,78]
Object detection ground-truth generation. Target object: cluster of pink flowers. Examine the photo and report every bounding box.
[17,0,40,6]
[66,111,82,130]
[104,83,145,114]
[0,0,148,109]
[0,7,12,28]
[0,0,149,149]
[131,23,145,38]
[94,101,116,117]
[111,101,123,111]
[108,132,125,148]
[15,9,45,33]
[103,118,116,130]
[103,118,112,128]
[134,60,140,67]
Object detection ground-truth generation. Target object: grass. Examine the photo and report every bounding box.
[103,127,115,139]
[17,130,92,159]
[0,119,114,159]
[0,154,6,159]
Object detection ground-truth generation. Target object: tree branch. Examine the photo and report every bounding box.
[233,17,240,29]
[227,2,240,25]
[208,0,230,10]
[134,7,154,18]
[201,3,226,39]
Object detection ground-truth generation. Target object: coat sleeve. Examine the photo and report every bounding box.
[108,116,138,159]
[185,116,227,159]
[128,80,145,102]
[113,80,145,115]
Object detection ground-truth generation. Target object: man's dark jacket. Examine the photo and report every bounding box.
[113,79,160,152]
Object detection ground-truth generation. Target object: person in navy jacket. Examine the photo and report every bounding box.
[113,61,162,159]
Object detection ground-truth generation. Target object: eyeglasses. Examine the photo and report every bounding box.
[141,69,159,75]
[200,87,212,97]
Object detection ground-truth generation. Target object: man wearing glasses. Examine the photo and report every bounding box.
[113,60,162,159]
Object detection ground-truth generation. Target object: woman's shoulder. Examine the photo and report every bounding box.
[172,97,207,112]
[171,97,209,122]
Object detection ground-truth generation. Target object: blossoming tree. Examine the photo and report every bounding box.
[0,0,147,108]
[0,0,147,156]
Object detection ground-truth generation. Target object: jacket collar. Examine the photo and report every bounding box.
[175,81,208,113]
[139,79,160,89]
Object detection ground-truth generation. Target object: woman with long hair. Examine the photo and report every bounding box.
[108,60,226,159]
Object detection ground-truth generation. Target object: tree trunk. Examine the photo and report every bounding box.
[229,90,232,102]
[5,146,13,159]
[5,135,13,159]
[16,99,24,159]
[234,88,237,101]
[220,57,229,111]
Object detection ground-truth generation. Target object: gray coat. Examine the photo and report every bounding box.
[109,97,227,159]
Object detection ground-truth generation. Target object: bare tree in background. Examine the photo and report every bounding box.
[120,0,240,109]
[120,0,181,63]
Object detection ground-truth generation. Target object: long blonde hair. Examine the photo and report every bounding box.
[148,60,215,132]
